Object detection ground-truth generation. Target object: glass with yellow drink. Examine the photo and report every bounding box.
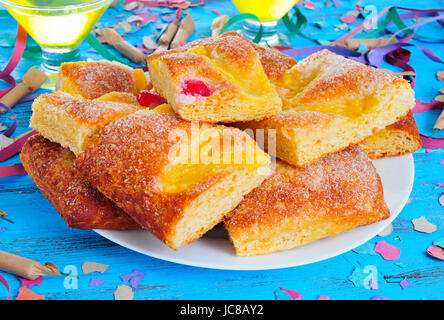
[232,0,297,45]
[0,0,112,87]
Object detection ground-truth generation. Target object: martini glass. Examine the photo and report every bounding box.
[232,0,297,46]
[0,0,112,88]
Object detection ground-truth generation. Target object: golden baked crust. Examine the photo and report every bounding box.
[236,49,415,166]
[359,111,422,159]
[225,147,390,256]
[30,91,142,155]
[146,32,282,123]
[95,91,141,106]
[75,110,270,249]
[21,134,140,230]
[56,60,148,99]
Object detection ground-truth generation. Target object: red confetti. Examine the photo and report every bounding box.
[18,276,43,288]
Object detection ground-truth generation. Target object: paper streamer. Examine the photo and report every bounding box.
[0,24,27,99]
[0,102,18,138]
[0,130,38,162]
[0,274,10,300]
[0,164,27,178]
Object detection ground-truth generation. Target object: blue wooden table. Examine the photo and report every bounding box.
[0,0,443,300]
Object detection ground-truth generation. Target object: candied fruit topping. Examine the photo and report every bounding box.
[180,79,211,97]
[137,90,166,108]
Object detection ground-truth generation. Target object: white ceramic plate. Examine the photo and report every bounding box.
[95,154,414,270]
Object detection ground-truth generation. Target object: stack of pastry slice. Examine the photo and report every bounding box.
[22,32,421,256]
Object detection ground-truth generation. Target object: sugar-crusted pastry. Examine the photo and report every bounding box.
[359,111,422,159]
[236,49,415,167]
[146,32,282,123]
[30,91,142,155]
[21,134,140,230]
[225,147,390,256]
[75,110,271,249]
[56,60,148,99]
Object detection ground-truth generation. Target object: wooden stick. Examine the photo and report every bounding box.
[0,251,60,280]
[170,14,196,49]
[0,67,47,112]
[99,28,146,64]
[211,15,229,37]
[153,19,181,53]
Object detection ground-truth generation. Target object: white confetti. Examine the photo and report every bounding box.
[114,284,134,300]
[378,223,393,237]
[82,261,109,274]
[412,216,437,234]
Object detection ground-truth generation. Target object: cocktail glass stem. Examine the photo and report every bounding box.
[40,46,81,88]
[239,19,280,46]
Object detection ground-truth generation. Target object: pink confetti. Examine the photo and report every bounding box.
[427,245,444,260]
[0,274,10,300]
[374,240,401,260]
[439,160,444,165]
[341,15,356,24]
[426,148,432,153]
[211,9,221,16]
[399,278,410,290]
[279,287,302,300]
[18,276,43,288]
[317,295,330,300]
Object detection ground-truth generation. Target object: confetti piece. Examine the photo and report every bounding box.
[435,95,444,103]
[313,20,329,29]
[82,262,109,275]
[120,270,145,289]
[142,36,158,50]
[395,262,407,268]
[340,15,357,24]
[274,288,292,300]
[18,276,42,288]
[348,267,368,288]
[89,278,106,287]
[316,295,330,300]
[0,227,6,233]
[279,287,302,300]
[399,278,410,290]
[371,295,390,300]
[426,245,444,260]
[16,286,45,300]
[211,9,221,16]
[426,148,432,153]
[0,274,10,300]
[433,238,444,248]
[378,223,393,237]
[374,240,400,260]
[114,284,134,300]
[353,242,376,255]
[304,2,316,10]
[437,71,444,80]
[411,216,437,234]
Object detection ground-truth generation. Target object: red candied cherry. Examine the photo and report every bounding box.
[137,90,166,108]
[181,79,211,97]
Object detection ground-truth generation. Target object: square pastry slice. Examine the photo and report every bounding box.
[56,60,148,99]
[225,147,390,256]
[75,110,271,249]
[236,49,415,166]
[146,32,282,123]
[359,111,422,159]
[21,134,140,230]
[30,91,142,155]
